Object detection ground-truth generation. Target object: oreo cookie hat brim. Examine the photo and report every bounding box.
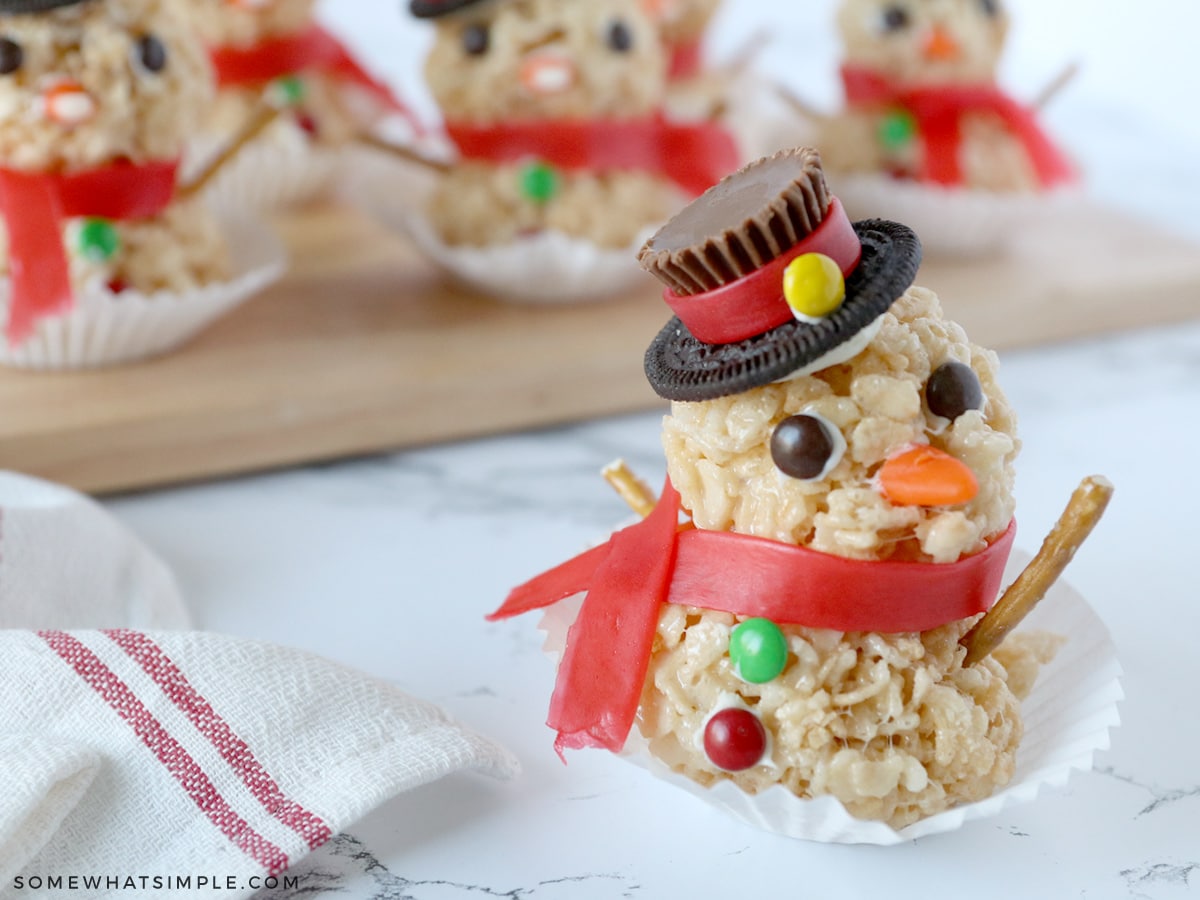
[410,0,493,18]
[645,219,922,403]
[0,0,91,12]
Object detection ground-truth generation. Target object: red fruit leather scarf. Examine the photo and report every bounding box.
[210,24,417,123]
[489,479,1016,756]
[444,115,741,198]
[841,65,1076,189]
[0,159,179,344]
[668,40,703,81]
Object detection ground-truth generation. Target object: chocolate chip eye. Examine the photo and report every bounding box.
[607,20,634,53]
[0,37,23,76]
[926,362,984,421]
[462,23,489,56]
[771,414,846,481]
[980,0,1001,16]
[880,4,911,31]
[136,35,168,73]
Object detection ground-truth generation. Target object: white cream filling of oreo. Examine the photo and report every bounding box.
[775,315,884,384]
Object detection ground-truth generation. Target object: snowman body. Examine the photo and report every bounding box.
[821,0,1047,192]
[0,0,228,297]
[423,0,679,249]
[638,286,1056,828]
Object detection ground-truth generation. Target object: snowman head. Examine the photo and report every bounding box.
[190,0,315,48]
[641,147,1017,565]
[419,0,667,122]
[837,0,1010,86]
[0,0,213,171]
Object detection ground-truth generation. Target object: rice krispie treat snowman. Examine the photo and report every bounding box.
[0,0,229,345]
[410,0,739,250]
[820,0,1074,193]
[192,0,413,153]
[492,148,1108,830]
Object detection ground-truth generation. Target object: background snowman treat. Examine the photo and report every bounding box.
[820,0,1075,193]
[0,0,227,343]
[491,148,1110,832]
[191,0,418,208]
[409,0,739,251]
[643,0,722,83]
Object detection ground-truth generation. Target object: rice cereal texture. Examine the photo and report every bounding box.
[190,0,361,148]
[0,0,230,291]
[641,287,1056,828]
[424,0,678,248]
[820,0,1039,192]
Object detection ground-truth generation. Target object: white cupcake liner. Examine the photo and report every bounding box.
[187,123,346,215]
[0,215,286,371]
[538,548,1122,845]
[834,174,1082,258]
[345,145,659,305]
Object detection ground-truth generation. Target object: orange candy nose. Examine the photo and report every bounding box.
[922,26,962,62]
[42,81,96,126]
[519,53,577,95]
[877,445,979,507]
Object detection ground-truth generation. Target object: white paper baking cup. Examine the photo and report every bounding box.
[834,174,1081,258]
[0,215,286,370]
[187,122,345,215]
[538,549,1121,845]
[346,146,659,305]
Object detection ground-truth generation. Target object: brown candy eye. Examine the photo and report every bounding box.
[926,362,984,420]
[462,23,489,56]
[880,5,911,31]
[0,37,23,75]
[137,35,168,73]
[771,414,846,481]
[980,0,1001,16]
[607,20,634,53]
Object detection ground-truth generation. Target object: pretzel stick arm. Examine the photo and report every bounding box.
[602,460,658,520]
[178,102,281,200]
[355,132,453,173]
[1034,61,1080,111]
[962,476,1114,666]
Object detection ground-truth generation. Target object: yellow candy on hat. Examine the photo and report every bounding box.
[784,253,846,322]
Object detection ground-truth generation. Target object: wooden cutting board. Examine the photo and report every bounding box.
[0,200,1196,496]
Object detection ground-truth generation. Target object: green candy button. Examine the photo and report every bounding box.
[729,618,789,685]
[270,75,307,108]
[879,109,917,151]
[78,218,120,263]
[520,161,561,205]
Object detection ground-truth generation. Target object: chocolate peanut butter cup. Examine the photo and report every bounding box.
[640,147,922,403]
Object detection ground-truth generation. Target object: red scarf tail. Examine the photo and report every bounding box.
[0,172,73,345]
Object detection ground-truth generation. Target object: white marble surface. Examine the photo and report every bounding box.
[99,2,1200,897]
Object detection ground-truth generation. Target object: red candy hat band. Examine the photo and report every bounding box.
[662,198,862,345]
[490,480,1017,755]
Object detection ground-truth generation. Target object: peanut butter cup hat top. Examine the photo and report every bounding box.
[0,0,92,11]
[640,147,922,403]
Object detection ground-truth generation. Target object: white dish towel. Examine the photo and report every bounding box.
[0,474,519,897]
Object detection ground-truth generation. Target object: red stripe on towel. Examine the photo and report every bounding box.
[38,631,291,876]
[104,629,332,850]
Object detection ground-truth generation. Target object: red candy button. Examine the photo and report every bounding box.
[704,708,768,772]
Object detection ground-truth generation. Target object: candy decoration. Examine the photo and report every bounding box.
[520,161,561,205]
[877,444,979,507]
[269,75,307,108]
[729,619,788,684]
[879,109,917,151]
[0,37,23,76]
[704,708,768,772]
[783,252,846,321]
[926,361,984,421]
[771,413,845,481]
[77,218,121,263]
